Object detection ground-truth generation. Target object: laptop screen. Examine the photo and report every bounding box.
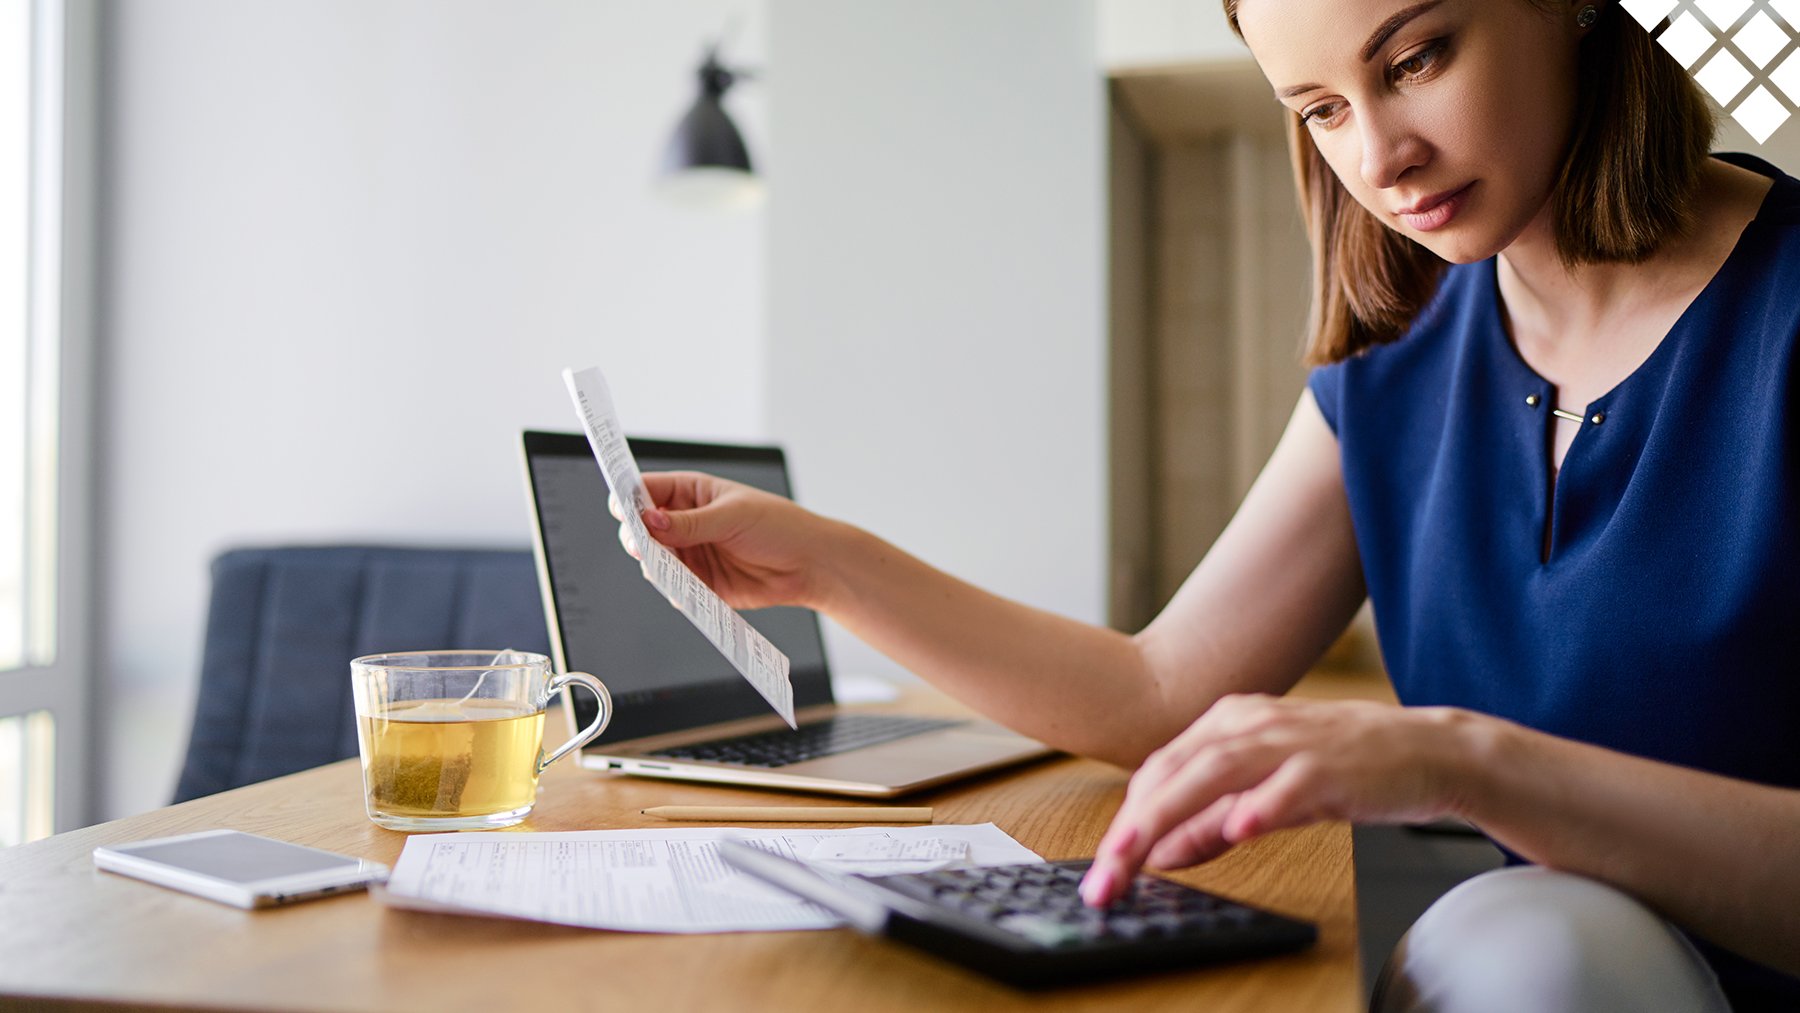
[522,431,834,743]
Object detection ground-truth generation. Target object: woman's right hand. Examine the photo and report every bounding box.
[609,471,834,612]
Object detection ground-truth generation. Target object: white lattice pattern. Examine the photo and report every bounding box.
[1623,0,1799,142]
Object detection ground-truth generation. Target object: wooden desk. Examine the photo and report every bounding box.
[0,707,1360,1011]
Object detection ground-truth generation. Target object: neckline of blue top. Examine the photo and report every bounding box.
[1484,152,1797,420]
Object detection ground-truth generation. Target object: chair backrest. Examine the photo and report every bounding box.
[172,545,552,803]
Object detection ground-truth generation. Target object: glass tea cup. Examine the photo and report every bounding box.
[349,650,611,831]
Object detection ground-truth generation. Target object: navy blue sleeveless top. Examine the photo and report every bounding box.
[1308,153,1800,1008]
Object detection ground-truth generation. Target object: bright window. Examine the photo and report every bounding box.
[2,0,77,846]
[1,0,29,672]
[0,710,54,847]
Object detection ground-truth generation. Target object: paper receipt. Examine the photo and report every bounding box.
[561,366,796,727]
[808,837,971,864]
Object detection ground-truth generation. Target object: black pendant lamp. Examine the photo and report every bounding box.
[658,44,764,210]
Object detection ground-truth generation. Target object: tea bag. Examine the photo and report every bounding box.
[369,747,474,813]
[404,700,476,721]
[366,701,476,813]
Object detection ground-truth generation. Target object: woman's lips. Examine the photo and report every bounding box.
[1397,182,1475,232]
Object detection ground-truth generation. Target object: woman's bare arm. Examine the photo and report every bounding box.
[1081,694,1800,975]
[1461,718,1800,975]
[796,391,1366,766]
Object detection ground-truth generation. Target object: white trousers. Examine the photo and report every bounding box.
[1371,866,1732,1013]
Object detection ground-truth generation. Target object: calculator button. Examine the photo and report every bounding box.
[850,858,1318,986]
[995,913,1086,947]
[1104,915,1150,939]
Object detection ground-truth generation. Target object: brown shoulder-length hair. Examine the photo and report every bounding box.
[1221,1,1716,365]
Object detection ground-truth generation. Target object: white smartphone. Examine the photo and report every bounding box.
[93,829,389,909]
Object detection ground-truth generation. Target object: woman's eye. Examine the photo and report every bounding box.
[1391,40,1446,82]
[1301,103,1344,129]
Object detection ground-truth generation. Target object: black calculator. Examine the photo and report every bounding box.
[718,842,1316,988]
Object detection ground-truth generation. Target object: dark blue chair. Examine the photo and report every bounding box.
[172,545,552,803]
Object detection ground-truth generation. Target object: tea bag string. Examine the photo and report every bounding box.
[454,649,515,707]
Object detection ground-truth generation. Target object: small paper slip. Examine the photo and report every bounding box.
[561,366,795,727]
[808,837,970,863]
[377,823,1042,934]
[806,837,971,876]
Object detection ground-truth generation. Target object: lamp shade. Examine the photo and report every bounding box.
[657,51,764,210]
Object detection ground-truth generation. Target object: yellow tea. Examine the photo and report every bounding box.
[358,699,546,820]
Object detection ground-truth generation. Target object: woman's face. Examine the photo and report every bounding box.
[1236,0,1585,264]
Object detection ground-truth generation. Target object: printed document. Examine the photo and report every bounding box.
[378,823,1042,933]
[561,366,795,727]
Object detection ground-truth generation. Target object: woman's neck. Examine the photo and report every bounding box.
[1494,158,1771,361]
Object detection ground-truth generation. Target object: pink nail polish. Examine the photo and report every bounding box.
[1082,869,1113,906]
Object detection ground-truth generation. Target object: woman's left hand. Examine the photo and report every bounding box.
[1079,693,1484,906]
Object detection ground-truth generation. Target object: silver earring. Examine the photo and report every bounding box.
[1576,4,1599,28]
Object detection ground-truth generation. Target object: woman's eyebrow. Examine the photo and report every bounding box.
[1272,0,1449,100]
[1359,0,1447,61]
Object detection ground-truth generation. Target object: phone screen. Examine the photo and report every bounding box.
[116,833,361,883]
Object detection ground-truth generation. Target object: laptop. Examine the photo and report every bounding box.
[520,430,1053,797]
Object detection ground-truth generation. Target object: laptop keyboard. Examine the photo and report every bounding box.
[646,714,964,768]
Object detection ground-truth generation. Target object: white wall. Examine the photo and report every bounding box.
[97,0,770,819]
[1097,0,1242,68]
[763,1,1108,681]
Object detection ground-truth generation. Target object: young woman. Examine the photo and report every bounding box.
[620,1,1800,1007]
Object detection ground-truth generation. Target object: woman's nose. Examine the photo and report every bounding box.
[1358,107,1429,191]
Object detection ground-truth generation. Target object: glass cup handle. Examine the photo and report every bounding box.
[538,671,612,775]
